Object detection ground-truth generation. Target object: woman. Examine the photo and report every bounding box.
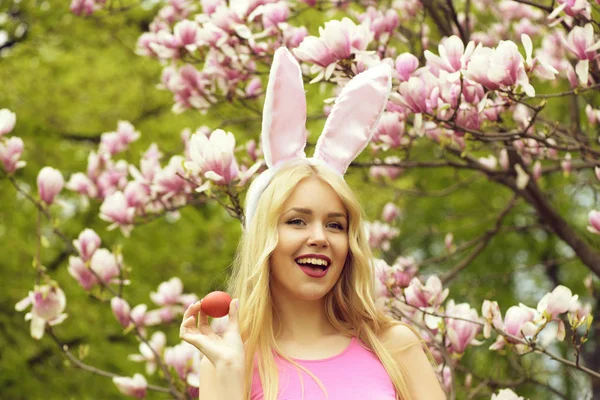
[180,48,445,399]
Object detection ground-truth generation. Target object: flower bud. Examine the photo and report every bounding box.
[0,109,16,136]
[113,374,147,399]
[111,297,131,328]
[37,167,64,205]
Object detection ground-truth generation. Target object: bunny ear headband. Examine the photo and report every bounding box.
[244,47,392,228]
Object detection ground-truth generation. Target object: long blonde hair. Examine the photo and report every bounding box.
[227,160,417,400]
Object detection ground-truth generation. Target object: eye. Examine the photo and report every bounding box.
[286,218,305,226]
[327,222,345,231]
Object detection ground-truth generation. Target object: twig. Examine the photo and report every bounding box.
[47,328,172,394]
[441,195,519,283]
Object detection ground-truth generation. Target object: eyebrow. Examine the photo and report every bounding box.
[284,207,347,220]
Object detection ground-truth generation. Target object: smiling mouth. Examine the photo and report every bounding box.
[295,257,330,271]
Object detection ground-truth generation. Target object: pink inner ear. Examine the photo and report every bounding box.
[313,64,392,175]
[261,47,308,169]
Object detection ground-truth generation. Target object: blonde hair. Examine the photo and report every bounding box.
[227,160,418,400]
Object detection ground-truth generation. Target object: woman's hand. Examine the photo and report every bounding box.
[180,298,245,369]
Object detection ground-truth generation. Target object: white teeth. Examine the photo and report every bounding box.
[296,257,329,267]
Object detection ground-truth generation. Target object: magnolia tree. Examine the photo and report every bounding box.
[3,0,600,398]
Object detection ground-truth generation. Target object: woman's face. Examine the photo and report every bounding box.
[270,177,349,301]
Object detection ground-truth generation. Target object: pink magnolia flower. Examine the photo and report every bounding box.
[153,155,191,198]
[124,180,151,209]
[186,129,239,184]
[397,77,431,113]
[0,136,26,173]
[111,297,131,329]
[491,305,537,350]
[358,7,399,41]
[150,277,198,307]
[565,23,600,61]
[537,286,579,319]
[128,331,166,374]
[394,53,419,81]
[164,341,200,380]
[405,276,449,308]
[90,248,120,283]
[381,202,401,223]
[551,0,591,18]
[521,34,559,80]
[373,112,405,149]
[489,41,535,96]
[369,156,403,180]
[70,0,97,16]
[585,104,600,125]
[424,35,474,73]
[481,300,503,338]
[15,285,68,340]
[37,167,64,205]
[465,42,534,96]
[86,151,107,181]
[283,26,309,49]
[173,19,201,52]
[100,121,141,156]
[562,24,600,85]
[100,191,136,235]
[245,76,262,98]
[491,389,524,400]
[66,172,98,198]
[498,0,544,20]
[73,229,101,261]
[445,300,481,354]
[112,373,147,399]
[0,109,16,136]
[68,256,98,290]
[294,36,336,67]
[320,18,371,60]
[96,160,129,199]
[391,256,419,289]
[130,304,162,329]
[258,2,289,29]
[565,63,579,88]
[373,258,394,299]
[365,220,400,251]
[201,0,225,15]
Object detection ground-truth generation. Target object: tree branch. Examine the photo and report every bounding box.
[47,328,172,394]
[441,195,518,283]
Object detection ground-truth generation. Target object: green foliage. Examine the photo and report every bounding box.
[0,1,598,399]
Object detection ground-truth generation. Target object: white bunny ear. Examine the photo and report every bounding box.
[261,47,308,169]
[312,64,392,175]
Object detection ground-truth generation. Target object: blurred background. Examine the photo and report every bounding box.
[0,0,598,399]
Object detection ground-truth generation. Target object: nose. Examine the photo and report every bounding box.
[307,224,328,247]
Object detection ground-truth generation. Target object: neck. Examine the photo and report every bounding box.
[271,291,338,344]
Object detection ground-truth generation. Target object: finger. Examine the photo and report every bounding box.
[180,316,197,331]
[183,300,203,320]
[225,298,239,332]
[180,331,220,362]
[197,309,213,336]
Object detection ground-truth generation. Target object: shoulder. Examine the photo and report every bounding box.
[379,323,422,353]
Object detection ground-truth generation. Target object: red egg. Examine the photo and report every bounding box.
[200,291,233,318]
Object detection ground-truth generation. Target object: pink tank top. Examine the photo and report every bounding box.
[250,337,397,400]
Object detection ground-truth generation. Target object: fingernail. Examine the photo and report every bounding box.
[234,299,239,311]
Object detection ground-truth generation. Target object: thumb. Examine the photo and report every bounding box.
[228,298,239,322]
